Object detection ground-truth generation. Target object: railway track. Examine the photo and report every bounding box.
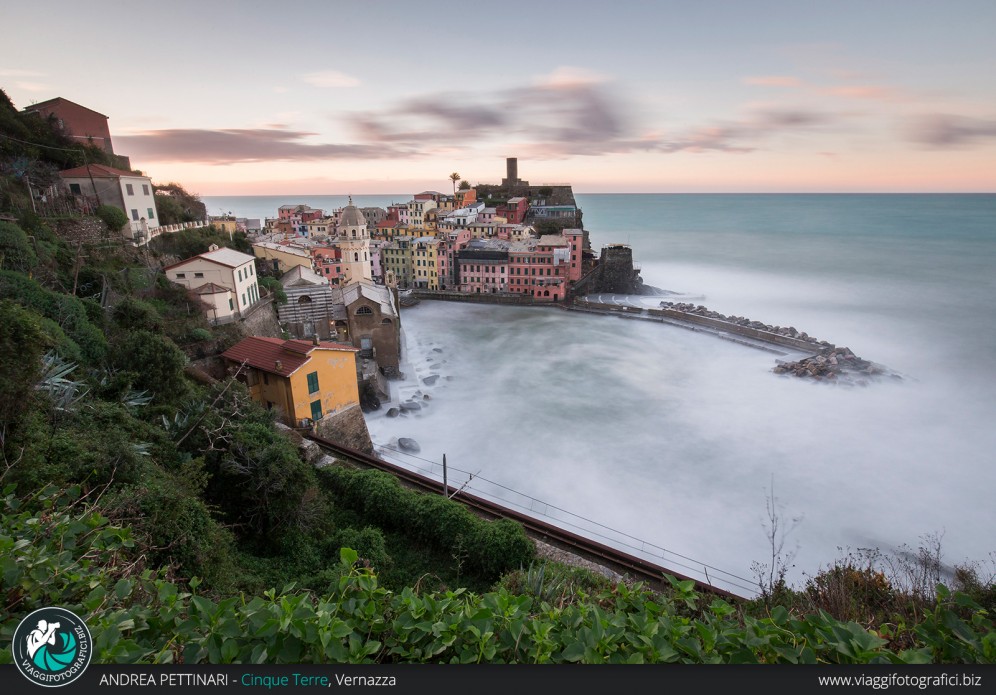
[306,433,746,601]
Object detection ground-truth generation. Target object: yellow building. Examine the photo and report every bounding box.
[253,241,313,275]
[412,236,441,289]
[210,217,238,235]
[381,237,414,288]
[222,336,359,428]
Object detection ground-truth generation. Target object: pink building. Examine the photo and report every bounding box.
[498,197,529,224]
[439,227,471,290]
[563,228,585,282]
[311,246,344,285]
[457,241,509,294]
[507,235,571,301]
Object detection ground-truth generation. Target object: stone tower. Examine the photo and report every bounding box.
[336,196,373,285]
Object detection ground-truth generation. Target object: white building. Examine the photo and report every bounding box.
[164,245,260,324]
[59,164,160,240]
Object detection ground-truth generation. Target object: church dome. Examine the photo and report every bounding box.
[340,196,367,227]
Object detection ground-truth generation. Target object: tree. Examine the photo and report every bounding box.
[458,180,471,191]
[449,172,460,195]
[153,182,207,225]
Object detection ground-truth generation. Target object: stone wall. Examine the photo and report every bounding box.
[314,404,373,454]
[53,217,115,245]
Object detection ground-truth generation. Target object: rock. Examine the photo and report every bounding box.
[422,375,439,385]
[386,408,400,418]
[398,438,421,453]
[423,394,431,400]
[400,401,422,411]
[315,454,337,469]
[433,348,443,353]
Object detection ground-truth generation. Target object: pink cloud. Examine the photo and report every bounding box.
[820,85,898,101]
[743,76,803,88]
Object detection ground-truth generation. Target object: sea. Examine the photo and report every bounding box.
[204,193,996,596]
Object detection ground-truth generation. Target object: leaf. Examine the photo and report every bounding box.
[561,641,586,662]
[340,547,358,567]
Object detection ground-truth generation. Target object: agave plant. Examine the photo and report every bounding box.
[35,351,89,412]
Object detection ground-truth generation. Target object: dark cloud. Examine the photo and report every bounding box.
[116,128,412,164]
[350,82,638,156]
[908,114,996,148]
[351,84,835,159]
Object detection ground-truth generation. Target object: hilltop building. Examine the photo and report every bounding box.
[59,164,159,240]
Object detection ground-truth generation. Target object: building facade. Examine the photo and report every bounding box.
[221,337,359,429]
[164,246,261,323]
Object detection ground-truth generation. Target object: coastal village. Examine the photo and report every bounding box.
[3,96,887,457]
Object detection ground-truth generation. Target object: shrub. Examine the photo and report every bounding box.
[0,220,37,272]
[96,205,129,232]
[112,329,187,398]
[112,296,163,332]
[319,467,534,580]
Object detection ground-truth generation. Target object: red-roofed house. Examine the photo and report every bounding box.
[221,336,360,429]
[23,97,117,155]
[59,164,158,240]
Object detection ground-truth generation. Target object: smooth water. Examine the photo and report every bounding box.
[210,193,996,594]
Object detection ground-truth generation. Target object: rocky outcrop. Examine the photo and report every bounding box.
[659,301,833,349]
[314,404,374,454]
[773,346,898,384]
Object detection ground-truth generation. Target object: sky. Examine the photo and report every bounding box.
[2,0,995,194]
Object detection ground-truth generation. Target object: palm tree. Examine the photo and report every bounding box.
[449,172,461,195]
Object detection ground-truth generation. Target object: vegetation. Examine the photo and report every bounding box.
[0,491,992,664]
[95,204,128,232]
[153,182,207,225]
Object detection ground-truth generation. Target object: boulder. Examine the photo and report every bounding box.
[398,438,421,453]
[386,408,400,418]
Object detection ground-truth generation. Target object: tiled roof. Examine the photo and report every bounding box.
[165,247,255,271]
[192,282,231,295]
[24,97,108,118]
[222,336,356,378]
[59,164,143,179]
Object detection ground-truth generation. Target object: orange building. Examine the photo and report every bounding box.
[222,337,359,428]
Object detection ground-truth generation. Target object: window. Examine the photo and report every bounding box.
[69,183,82,195]
[229,298,234,310]
[242,293,246,306]
[131,209,139,221]
[142,184,150,195]
[147,207,155,219]
[126,183,134,196]
[194,272,204,278]
[176,273,186,278]
[356,306,373,315]
[263,372,269,385]
[310,399,322,421]
[307,371,320,394]
[238,269,243,281]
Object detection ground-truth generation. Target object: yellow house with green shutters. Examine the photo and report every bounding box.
[221,336,359,428]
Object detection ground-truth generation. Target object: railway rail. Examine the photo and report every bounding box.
[306,433,746,601]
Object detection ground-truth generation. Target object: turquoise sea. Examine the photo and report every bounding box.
[205,193,996,595]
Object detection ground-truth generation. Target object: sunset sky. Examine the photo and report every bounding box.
[2,0,994,194]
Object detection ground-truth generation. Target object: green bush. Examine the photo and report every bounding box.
[96,205,129,232]
[112,329,187,399]
[3,492,993,665]
[189,327,212,342]
[0,270,108,364]
[0,221,37,272]
[319,467,534,580]
[112,296,163,332]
